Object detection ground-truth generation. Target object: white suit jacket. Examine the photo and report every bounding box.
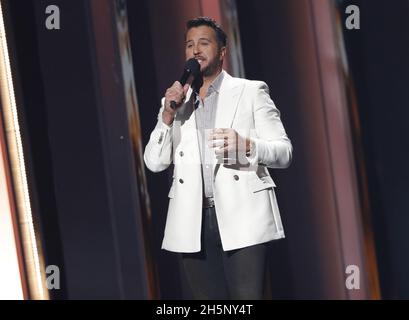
[144,71,292,252]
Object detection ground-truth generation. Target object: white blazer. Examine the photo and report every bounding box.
[144,71,292,252]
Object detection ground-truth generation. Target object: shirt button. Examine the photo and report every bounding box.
[179,179,184,184]
[179,151,184,157]
[233,175,239,181]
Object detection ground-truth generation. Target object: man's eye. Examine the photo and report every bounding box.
[187,44,193,48]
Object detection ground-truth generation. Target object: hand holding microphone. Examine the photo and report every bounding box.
[162,58,201,126]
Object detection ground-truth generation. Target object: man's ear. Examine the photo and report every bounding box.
[220,46,226,60]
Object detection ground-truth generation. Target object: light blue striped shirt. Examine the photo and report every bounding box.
[194,71,225,198]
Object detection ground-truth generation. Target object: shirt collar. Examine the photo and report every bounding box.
[207,70,225,95]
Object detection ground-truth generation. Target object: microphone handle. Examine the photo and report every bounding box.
[170,69,191,110]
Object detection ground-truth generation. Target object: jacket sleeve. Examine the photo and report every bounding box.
[248,81,293,169]
[143,98,174,172]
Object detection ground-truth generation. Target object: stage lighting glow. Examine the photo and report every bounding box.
[0,0,48,300]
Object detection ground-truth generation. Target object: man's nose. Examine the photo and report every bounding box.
[193,45,201,55]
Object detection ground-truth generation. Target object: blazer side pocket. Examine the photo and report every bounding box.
[249,174,276,193]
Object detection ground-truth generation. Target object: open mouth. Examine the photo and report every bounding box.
[195,57,205,64]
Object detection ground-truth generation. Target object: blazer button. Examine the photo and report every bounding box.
[179,179,184,184]
[179,151,184,157]
[158,132,164,144]
[233,175,239,181]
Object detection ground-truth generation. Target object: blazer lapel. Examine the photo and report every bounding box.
[174,87,198,152]
[213,72,245,179]
[214,73,245,129]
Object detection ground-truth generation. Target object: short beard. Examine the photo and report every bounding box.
[202,51,223,77]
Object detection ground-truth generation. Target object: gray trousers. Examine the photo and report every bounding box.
[180,207,268,300]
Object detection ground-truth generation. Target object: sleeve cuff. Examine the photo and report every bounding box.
[160,119,173,130]
[245,138,258,165]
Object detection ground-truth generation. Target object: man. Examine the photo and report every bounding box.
[144,17,292,299]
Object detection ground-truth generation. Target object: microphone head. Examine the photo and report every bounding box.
[184,58,201,78]
[179,58,201,85]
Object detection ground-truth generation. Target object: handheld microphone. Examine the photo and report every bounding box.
[170,58,201,110]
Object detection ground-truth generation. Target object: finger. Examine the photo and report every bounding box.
[167,94,182,102]
[209,128,233,139]
[208,139,226,148]
[167,90,185,103]
[183,84,190,95]
[165,92,179,101]
[214,145,232,154]
[208,133,227,141]
[172,81,183,88]
[212,128,226,134]
[218,128,232,133]
[168,87,184,96]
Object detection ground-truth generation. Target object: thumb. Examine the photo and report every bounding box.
[183,84,190,95]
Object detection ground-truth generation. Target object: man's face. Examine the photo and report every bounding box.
[185,26,226,77]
